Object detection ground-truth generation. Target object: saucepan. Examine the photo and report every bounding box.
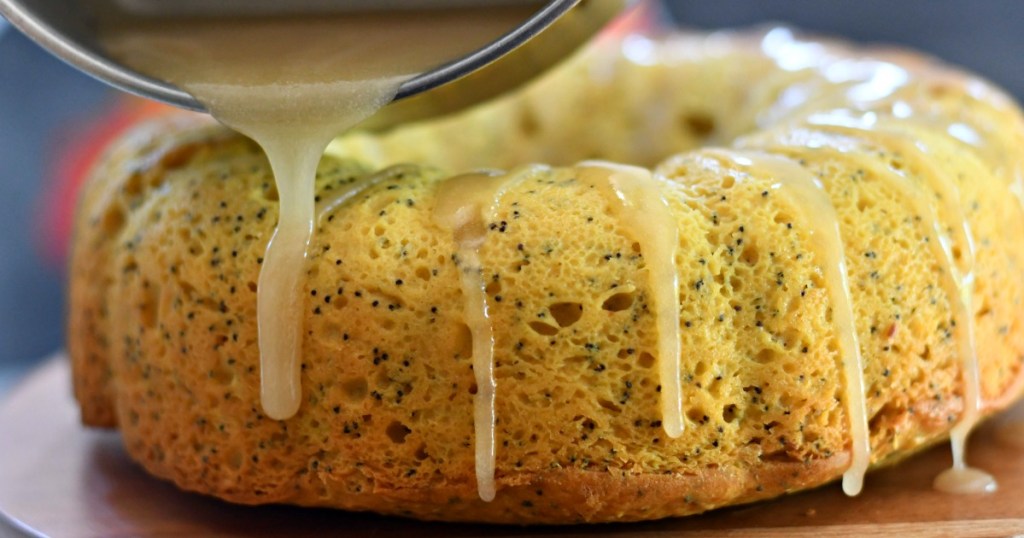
[0,0,627,128]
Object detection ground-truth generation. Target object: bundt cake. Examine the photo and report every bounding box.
[68,27,1024,523]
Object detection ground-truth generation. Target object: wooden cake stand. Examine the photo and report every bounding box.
[1,357,1022,537]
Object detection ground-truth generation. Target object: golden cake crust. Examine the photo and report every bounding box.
[69,30,1024,523]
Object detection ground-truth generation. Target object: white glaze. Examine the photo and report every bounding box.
[102,9,528,420]
[578,162,684,439]
[796,113,998,494]
[713,149,871,496]
[933,466,998,495]
[433,166,541,501]
[91,22,1024,505]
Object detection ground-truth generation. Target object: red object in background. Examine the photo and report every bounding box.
[35,97,174,267]
[603,0,669,38]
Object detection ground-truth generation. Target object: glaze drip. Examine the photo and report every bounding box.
[713,150,871,496]
[794,113,997,494]
[433,166,541,501]
[578,162,684,438]
[87,23,1024,508]
[101,9,529,420]
[240,87,411,421]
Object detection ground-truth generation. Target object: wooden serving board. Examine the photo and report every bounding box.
[1,357,1022,538]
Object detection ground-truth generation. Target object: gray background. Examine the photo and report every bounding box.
[0,1,1022,392]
